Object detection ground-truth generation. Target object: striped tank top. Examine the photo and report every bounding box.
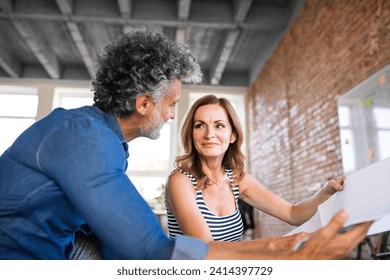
[166,168,244,242]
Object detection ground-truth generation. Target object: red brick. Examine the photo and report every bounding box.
[248,0,390,238]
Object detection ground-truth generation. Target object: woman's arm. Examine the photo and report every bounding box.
[239,173,344,226]
[288,177,344,225]
[165,171,214,241]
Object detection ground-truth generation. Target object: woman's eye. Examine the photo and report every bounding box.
[194,123,204,129]
[216,124,225,129]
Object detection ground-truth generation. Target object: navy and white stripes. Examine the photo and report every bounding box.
[167,168,244,242]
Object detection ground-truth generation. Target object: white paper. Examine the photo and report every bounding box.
[286,156,390,236]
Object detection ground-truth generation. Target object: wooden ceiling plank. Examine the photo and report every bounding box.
[0,0,13,12]
[209,30,240,85]
[0,47,22,77]
[54,0,73,15]
[176,0,191,42]
[209,0,253,85]
[66,22,95,79]
[117,0,132,18]
[55,1,95,79]
[178,0,191,21]
[233,0,253,23]
[117,0,133,33]
[0,10,285,31]
[12,20,61,79]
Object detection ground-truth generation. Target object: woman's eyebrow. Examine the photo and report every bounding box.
[194,119,225,123]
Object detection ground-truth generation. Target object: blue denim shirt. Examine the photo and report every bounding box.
[0,106,208,260]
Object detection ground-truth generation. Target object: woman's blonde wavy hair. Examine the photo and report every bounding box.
[175,94,246,189]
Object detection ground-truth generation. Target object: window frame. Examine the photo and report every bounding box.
[0,85,40,153]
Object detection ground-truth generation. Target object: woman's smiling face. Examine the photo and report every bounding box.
[192,104,236,159]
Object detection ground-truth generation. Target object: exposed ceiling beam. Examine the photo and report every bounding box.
[209,30,240,85]
[12,20,61,79]
[178,0,191,21]
[0,46,22,78]
[55,0,73,15]
[117,0,132,18]
[209,0,253,85]
[176,0,191,42]
[66,22,96,79]
[0,10,286,31]
[0,1,19,77]
[117,0,133,33]
[55,0,95,79]
[233,0,253,22]
[0,0,13,12]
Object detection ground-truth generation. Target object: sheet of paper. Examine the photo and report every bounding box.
[286,156,390,236]
[367,213,390,236]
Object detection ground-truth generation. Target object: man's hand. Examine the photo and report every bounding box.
[267,232,311,251]
[292,210,372,259]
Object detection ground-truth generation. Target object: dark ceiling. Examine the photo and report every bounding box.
[0,0,306,87]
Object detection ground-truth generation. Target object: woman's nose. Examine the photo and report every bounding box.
[169,107,176,120]
[204,128,215,139]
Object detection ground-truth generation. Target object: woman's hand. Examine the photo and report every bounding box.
[323,176,345,196]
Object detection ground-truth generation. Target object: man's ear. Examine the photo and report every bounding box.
[135,94,152,116]
[230,132,237,144]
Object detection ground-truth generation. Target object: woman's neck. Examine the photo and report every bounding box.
[200,158,225,185]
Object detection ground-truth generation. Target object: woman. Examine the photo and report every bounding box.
[165,94,345,242]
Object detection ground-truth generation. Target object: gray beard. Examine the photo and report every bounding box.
[141,126,161,140]
[139,111,164,140]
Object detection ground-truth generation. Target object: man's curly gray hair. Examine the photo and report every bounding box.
[92,28,202,118]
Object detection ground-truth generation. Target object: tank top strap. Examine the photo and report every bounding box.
[223,167,240,200]
[174,169,198,189]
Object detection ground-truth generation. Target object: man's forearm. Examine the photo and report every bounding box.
[206,239,291,260]
[205,233,308,260]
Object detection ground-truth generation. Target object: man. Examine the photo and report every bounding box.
[0,28,370,260]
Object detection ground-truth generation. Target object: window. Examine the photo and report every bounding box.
[337,64,390,173]
[53,87,93,109]
[126,122,174,211]
[52,87,175,211]
[338,106,357,174]
[0,86,39,154]
[373,108,390,160]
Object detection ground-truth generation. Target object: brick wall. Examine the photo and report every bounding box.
[247,0,390,238]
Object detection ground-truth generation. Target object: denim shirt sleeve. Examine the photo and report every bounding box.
[35,117,208,259]
[170,235,208,260]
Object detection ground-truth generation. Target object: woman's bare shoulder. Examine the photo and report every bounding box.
[166,169,195,190]
[165,169,197,209]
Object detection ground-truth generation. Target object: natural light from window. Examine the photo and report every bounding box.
[53,87,174,209]
[338,106,356,174]
[53,87,93,109]
[373,107,390,160]
[0,86,39,154]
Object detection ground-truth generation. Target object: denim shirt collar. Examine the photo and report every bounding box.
[91,106,129,159]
